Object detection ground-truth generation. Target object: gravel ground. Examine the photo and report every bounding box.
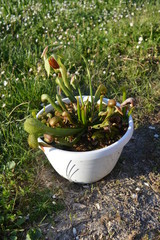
[40,121,160,240]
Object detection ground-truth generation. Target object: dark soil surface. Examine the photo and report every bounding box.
[39,115,160,240]
[40,102,128,152]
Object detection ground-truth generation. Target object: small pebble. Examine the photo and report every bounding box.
[149,126,155,130]
[83,185,90,189]
[25,214,30,220]
[132,194,137,199]
[154,134,159,138]
[108,221,111,227]
[73,203,86,210]
[135,187,140,191]
[144,182,149,187]
[95,203,101,210]
[73,227,77,236]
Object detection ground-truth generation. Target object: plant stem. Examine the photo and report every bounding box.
[122,87,127,117]
[81,106,86,125]
[41,94,63,113]
[56,94,68,111]
[78,87,84,107]
[56,129,86,147]
[99,95,103,112]
[81,55,93,107]
[76,97,81,122]
[56,77,76,103]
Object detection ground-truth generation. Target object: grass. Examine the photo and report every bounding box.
[0,0,160,239]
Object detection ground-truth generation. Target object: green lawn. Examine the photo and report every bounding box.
[0,0,160,239]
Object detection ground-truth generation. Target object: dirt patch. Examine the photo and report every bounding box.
[39,120,160,240]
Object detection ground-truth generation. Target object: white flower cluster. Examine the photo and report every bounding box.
[136,36,143,49]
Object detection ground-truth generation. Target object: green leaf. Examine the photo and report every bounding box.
[15,216,26,226]
[28,134,39,149]
[94,84,107,103]
[45,58,50,77]
[26,233,32,240]
[24,118,83,138]
[26,228,42,240]
[0,215,4,224]
[122,87,127,102]
[10,236,17,240]
[6,161,16,170]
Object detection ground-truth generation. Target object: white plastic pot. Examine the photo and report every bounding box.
[37,96,134,184]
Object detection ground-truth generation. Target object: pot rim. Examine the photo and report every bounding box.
[37,96,134,155]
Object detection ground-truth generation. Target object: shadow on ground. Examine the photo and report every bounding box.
[108,123,160,181]
[39,121,160,240]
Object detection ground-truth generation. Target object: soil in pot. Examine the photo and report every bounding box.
[38,102,129,152]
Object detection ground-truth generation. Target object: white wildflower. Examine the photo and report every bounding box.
[130,22,133,27]
[4,80,8,86]
[90,60,94,66]
[2,103,6,108]
[138,36,143,42]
